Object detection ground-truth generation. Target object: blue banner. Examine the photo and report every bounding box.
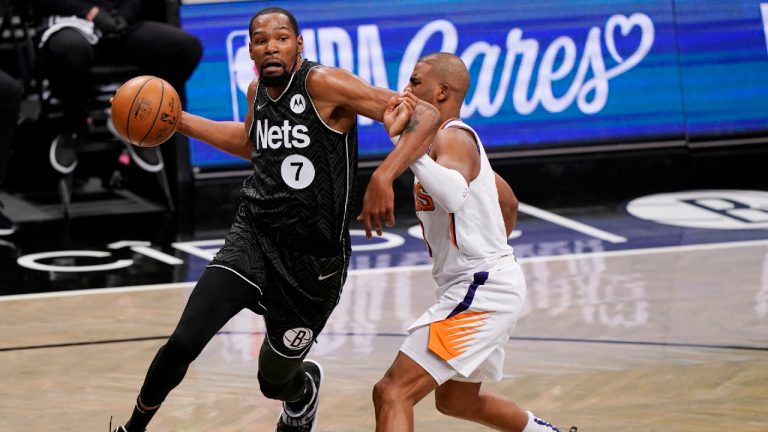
[179,0,768,170]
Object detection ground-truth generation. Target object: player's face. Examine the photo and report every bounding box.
[404,62,437,104]
[249,13,303,87]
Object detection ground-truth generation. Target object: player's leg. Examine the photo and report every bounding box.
[435,380,557,431]
[118,266,258,432]
[373,351,440,432]
[264,247,348,431]
[38,28,94,173]
[257,339,325,432]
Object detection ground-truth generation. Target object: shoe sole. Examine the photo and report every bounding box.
[275,359,324,432]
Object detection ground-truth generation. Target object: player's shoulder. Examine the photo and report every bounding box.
[432,127,477,157]
[307,64,354,85]
[434,125,477,151]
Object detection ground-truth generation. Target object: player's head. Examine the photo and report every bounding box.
[405,52,469,114]
[249,7,303,88]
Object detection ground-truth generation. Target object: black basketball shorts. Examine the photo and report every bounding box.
[211,204,349,358]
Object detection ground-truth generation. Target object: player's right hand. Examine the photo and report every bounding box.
[383,92,418,140]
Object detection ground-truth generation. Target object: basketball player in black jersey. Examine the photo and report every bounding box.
[112,6,440,432]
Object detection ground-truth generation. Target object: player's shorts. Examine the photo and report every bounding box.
[211,203,350,358]
[400,258,526,384]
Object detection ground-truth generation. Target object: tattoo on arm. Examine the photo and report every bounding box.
[403,116,420,135]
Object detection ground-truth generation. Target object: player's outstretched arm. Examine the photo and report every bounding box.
[177,80,257,161]
[494,172,518,236]
[307,67,441,237]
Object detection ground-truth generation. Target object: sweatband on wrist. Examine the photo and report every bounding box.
[410,154,468,213]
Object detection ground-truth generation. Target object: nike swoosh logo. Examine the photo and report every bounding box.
[257,103,268,110]
[317,271,339,281]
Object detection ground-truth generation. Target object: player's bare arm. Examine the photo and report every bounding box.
[494,172,518,236]
[176,79,257,160]
[308,67,441,238]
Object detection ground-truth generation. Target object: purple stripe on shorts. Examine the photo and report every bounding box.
[447,271,489,319]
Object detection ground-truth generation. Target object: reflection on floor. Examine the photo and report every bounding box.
[1,241,767,431]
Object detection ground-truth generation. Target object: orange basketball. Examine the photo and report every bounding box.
[111,75,181,147]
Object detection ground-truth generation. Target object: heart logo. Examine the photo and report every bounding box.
[604,13,655,78]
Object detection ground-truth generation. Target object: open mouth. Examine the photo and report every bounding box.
[262,60,284,74]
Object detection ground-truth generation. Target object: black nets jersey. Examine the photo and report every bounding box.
[241,60,358,250]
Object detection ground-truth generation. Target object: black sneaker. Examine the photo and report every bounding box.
[276,359,323,432]
[126,145,164,173]
[106,113,164,173]
[569,427,578,432]
[49,133,79,174]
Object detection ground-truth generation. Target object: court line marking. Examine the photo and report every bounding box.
[518,202,628,243]
[2,238,767,303]
[2,330,767,354]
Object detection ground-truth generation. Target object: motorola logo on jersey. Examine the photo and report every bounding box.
[290,94,306,114]
[283,327,314,350]
[254,119,310,149]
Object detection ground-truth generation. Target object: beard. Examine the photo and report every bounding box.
[259,71,291,87]
[260,71,292,87]
[260,56,299,88]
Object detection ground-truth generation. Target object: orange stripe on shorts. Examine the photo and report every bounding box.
[428,311,490,362]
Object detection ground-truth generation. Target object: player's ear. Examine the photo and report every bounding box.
[436,84,449,102]
[249,41,255,60]
[297,34,304,56]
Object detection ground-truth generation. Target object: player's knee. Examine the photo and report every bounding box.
[372,377,404,408]
[258,371,289,400]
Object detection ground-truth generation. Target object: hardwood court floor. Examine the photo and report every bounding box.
[1,241,767,431]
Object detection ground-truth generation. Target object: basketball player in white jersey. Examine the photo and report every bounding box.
[372,53,576,432]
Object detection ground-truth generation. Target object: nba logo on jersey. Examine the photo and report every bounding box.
[226,30,256,122]
[283,327,314,350]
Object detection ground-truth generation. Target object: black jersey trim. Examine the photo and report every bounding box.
[305,65,346,135]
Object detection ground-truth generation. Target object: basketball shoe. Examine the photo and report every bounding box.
[275,359,323,432]
[106,113,164,173]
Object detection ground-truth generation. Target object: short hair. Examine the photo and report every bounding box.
[417,52,470,100]
[249,7,299,36]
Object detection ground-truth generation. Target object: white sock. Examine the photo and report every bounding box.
[522,411,561,432]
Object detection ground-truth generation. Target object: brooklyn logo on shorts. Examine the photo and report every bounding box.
[283,327,313,350]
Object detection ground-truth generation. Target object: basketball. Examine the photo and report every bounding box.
[110,75,181,147]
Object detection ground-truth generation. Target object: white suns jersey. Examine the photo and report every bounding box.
[414,119,514,290]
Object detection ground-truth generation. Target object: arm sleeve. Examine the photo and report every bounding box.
[410,154,469,213]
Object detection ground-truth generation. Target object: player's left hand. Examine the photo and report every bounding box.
[357,172,395,239]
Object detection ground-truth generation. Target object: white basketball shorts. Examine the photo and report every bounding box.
[400,259,526,385]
